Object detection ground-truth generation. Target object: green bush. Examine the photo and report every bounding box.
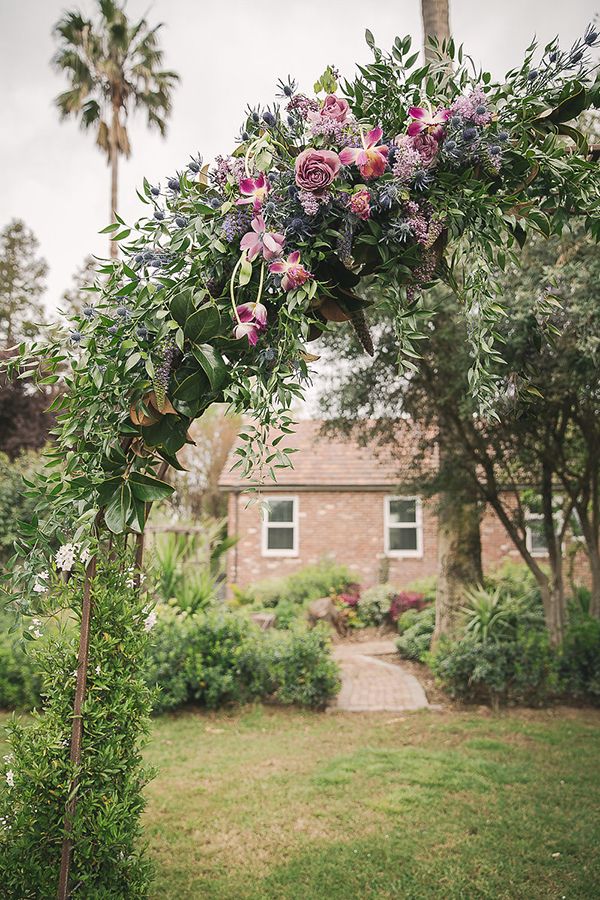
[269,626,340,710]
[356,584,393,626]
[0,452,40,563]
[396,606,436,661]
[245,560,358,608]
[146,606,339,712]
[430,630,557,707]
[558,610,600,699]
[0,626,42,710]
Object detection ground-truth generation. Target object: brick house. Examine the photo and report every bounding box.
[218,419,567,592]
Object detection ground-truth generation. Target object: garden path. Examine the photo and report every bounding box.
[331,639,429,712]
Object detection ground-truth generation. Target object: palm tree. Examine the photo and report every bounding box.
[52,0,179,257]
[421,0,450,62]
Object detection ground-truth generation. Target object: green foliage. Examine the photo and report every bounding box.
[145,606,339,713]
[243,560,358,609]
[0,452,39,563]
[0,219,47,346]
[460,586,518,644]
[431,631,558,707]
[355,583,394,626]
[558,609,600,699]
[396,606,436,661]
[0,561,154,898]
[0,611,42,710]
[270,625,340,710]
[151,525,231,613]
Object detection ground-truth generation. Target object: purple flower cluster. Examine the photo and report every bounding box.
[211,154,246,189]
[222,208,252,242]
[450,88,492,125]
[392,136,421,183]
[286,94,319,120]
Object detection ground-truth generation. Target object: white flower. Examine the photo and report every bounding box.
[5,770,15,788]
[143,610,157,632]
[95,665,101,675]
[80,547,91,564]
[55,543,80,573]
[33,582,47,593]
[38,571,49,581]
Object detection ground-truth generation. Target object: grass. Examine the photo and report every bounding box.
[2,705,600,899]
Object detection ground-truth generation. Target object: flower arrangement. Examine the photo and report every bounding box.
[3,25,600,594]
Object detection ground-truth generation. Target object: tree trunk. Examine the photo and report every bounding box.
[421,0,450,61]
[109,103,119,259]
[433,444,483,645]
[539,575,566,646]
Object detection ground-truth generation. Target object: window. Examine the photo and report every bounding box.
[385,496,423,557]
[526,513,549,557]
[262,496,298,556]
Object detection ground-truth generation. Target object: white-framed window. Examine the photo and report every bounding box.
[525,513,549,557]
[385,496,423,557]
[262,496,299,557]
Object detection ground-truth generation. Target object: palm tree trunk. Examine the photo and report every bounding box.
[421,0,451,61]
[109,103,119,259]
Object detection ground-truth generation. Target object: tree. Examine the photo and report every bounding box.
[60,255,100,317]
[319,228,600,644]
[0,220,47,350]
[52,0,179,257]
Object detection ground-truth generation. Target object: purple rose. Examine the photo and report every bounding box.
[411,133,439,168]
[295,148,341,194]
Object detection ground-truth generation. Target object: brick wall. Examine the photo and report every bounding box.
[225,489,591,592]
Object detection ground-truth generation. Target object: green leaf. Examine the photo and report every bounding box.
[170,289,196,326]
[183,305,222,343]
[129,472,174,502]
[191,344,229,391]
[104,482,132,534]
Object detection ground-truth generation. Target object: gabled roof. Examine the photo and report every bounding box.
[218,419,436,490]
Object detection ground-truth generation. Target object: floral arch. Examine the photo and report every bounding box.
[2,25,600,898]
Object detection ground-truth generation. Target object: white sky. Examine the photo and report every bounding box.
[0,0,597,310]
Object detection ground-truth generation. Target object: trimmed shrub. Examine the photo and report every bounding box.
[145,606,339,712]
[269,626,340,710]
[430,630,557,707]
[245,560,358,608]
[396,605,436,661]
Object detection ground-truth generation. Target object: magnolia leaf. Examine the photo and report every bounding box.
[104,482,132,535]
[183,305,222,343]
[129,472,174,502]
[191,344,228,391]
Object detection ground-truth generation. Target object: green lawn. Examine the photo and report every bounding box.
[2,705,600,899]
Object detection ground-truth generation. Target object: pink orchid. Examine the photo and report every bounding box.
[236,301,267,327]
[407,105,451,140]
[339,127,389,179]
[236,173,269,212]
[233,300,267,345]
[234,321,262,346]
[269,251,312,292]
[239,215,285,261]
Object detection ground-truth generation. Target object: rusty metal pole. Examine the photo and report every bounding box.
[57,554,97,900]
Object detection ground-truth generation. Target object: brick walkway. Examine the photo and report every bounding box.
[331,639,429,712]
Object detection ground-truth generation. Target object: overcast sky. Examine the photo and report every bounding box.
[0,0,597,311]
